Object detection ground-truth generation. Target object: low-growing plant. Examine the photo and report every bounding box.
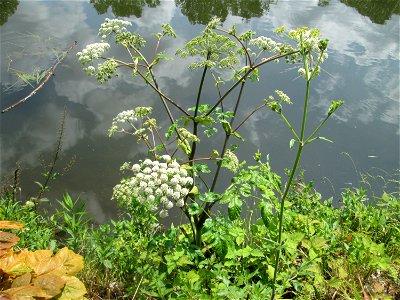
[0,192,56,251]
[0,220,87,299]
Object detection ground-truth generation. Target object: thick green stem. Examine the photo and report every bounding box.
[189,63,209,163]
[270,144,303,299]
[270,77,311,300]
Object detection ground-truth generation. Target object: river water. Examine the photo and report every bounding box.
[1,0,399,222]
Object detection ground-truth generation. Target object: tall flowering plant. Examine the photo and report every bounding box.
[77,19,343,255]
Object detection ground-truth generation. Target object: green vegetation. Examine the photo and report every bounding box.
[1,173,399,299]
[1,18,399,299]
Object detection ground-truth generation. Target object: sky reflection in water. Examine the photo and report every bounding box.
[1,0,399,222]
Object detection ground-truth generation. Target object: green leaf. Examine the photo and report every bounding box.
[258,201,271,227]
[199,192,219,203]
[194,115,215,125]
[210,149,219,159]
[188,202,202,216]
[328,100,344,116]
[237,246,252,258]
[185,270,200,288]
[228,200,242,221]
[283,232,304,256]
[311,236,327,250]
[250,68,259,82]
[318,136,333,143]
[165,121,177,139]
[193,163,211,174]
[250,248,264,257]
[178,139,191,156]
[221,120,232,135]
[188,186,199,197]
[232,131,245,141]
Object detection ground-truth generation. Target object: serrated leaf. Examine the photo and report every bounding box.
[199,192,218,203]
[250,248,264,257]
[236,246,252,258]
[188,202,202,216]
[284,232,304,256]
[194,115,215,125]
[194,163,211,174]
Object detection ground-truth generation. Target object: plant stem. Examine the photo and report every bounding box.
[270,78,311,300]
[189,62,209,163]
[205,51,298,117]
[233,102,268,132]
[305,114,329,144]
[36,108,66,202]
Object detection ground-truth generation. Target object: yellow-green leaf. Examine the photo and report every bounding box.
[33,274,66,297]
[0,231,20,250]
[58,276,87,300]
[52,247,84,276]
[11,272,32,288]
[2,285,49,298]
[0,221,24,230]
[0,249,32,276]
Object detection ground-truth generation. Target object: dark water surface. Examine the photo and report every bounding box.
[1,0,399,222]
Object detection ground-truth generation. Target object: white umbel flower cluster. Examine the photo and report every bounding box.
[129,156,193,218]
[108,107,153,137]
[99,18,132,40]
[288,27,329,80]
[76,43,110,65]
[250,36,281,53]
[275,90,292,105]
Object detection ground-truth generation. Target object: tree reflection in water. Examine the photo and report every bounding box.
[1,0,19,26]
[90,0,160,18]
[175,0,275,24]
[89,0,399,26]
[340,0,400,24]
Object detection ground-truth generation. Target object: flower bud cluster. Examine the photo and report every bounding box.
[250,36,281,53]
[99,18,132,40]
[76,43,110,65]
[288,28,328,80]
[289,28,321,53]
[108,108,153,137]
[129,156,194,218]
[275,90,292,105]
